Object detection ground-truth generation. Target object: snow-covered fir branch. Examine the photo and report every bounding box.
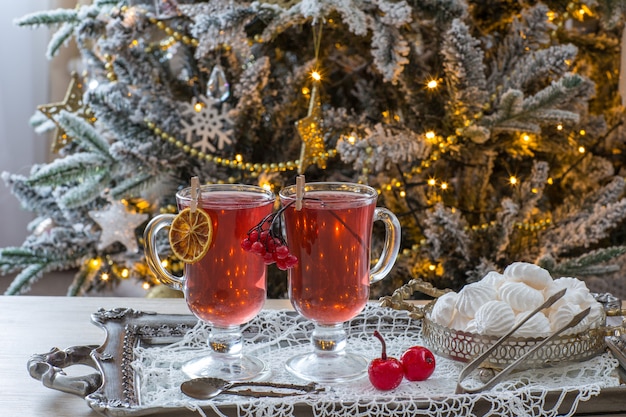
[546,246,626,277]
[14,8,79,27]
[336,124,431,172]
[441,19,488,122]
[26,153,110,189]
[423,203,471,261]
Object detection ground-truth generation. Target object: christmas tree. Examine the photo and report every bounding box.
[2,0,626,298]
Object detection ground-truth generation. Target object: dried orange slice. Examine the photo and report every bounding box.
[169,207,213,263]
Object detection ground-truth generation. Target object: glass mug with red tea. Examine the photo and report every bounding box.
[279,182,401,383]
[143,183,274,381]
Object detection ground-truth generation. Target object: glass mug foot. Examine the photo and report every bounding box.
[181,325,269,382]
[182,354,269,382]
[285,352,368,383]
[286,322,368,383]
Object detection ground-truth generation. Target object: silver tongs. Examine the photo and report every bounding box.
[455,288,591,394]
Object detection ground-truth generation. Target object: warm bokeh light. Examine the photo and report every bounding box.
[428,178,436,186]
[311,71,321,81]
[426,79,438,89]
[510,176,518,185]
[425,131,436,140]
[578,146,586,154]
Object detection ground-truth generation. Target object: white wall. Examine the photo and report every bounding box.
[0,1,50,247]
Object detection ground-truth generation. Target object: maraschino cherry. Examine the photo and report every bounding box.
[368,330,404,390]
[401,345,436,381]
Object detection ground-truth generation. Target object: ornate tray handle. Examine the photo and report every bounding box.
[379,278,449,319]
[28,345,102,397]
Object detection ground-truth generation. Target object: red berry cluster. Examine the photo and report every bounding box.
[241,213,298,271]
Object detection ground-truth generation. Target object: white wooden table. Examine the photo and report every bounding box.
[1,296,625,417]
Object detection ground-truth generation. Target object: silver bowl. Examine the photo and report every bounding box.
[421,302,608,370]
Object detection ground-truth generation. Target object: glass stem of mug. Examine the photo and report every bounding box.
[208,326,244,359]
[311,323,347,355]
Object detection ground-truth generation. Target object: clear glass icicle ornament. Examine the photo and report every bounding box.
[207,64,230,102]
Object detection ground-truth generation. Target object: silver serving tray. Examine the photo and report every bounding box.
[27,307,626,417]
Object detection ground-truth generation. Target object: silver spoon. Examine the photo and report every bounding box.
[181,377,321,400]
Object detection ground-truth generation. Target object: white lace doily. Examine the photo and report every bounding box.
[132,303,619,417]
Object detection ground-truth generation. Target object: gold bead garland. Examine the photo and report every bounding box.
[145,119,336,175]
[103,54,117,82]
[147,16,199,48]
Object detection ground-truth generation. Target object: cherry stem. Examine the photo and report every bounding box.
[373,330,388,360]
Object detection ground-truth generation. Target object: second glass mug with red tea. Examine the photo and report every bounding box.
[279,182,401,383]
[143,183,274,381]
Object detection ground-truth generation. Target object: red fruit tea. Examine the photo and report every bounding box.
[179,191,274,327]
[282,191,376,325]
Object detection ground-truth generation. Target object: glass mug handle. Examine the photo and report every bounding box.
[370,207,401,284]
[143,214,184,291]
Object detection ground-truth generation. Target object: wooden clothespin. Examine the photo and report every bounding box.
[190,176,199,213]
[295,175,305,211]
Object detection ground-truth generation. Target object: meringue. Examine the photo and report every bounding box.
[549,303,582,333]
[474,300,516,336]
[513,311,551,338]
[449,312,471,331]
[499,281,545,312]
[583,302,604,330]
[429,291,458,327]
[456,282,497,318]
[465,319,478,334]
[545,277,589,307]
[503,262,552,290]
[480,271,505,289]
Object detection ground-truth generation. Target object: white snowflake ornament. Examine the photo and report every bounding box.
[89,199,149,253]
[180,95,233,154]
